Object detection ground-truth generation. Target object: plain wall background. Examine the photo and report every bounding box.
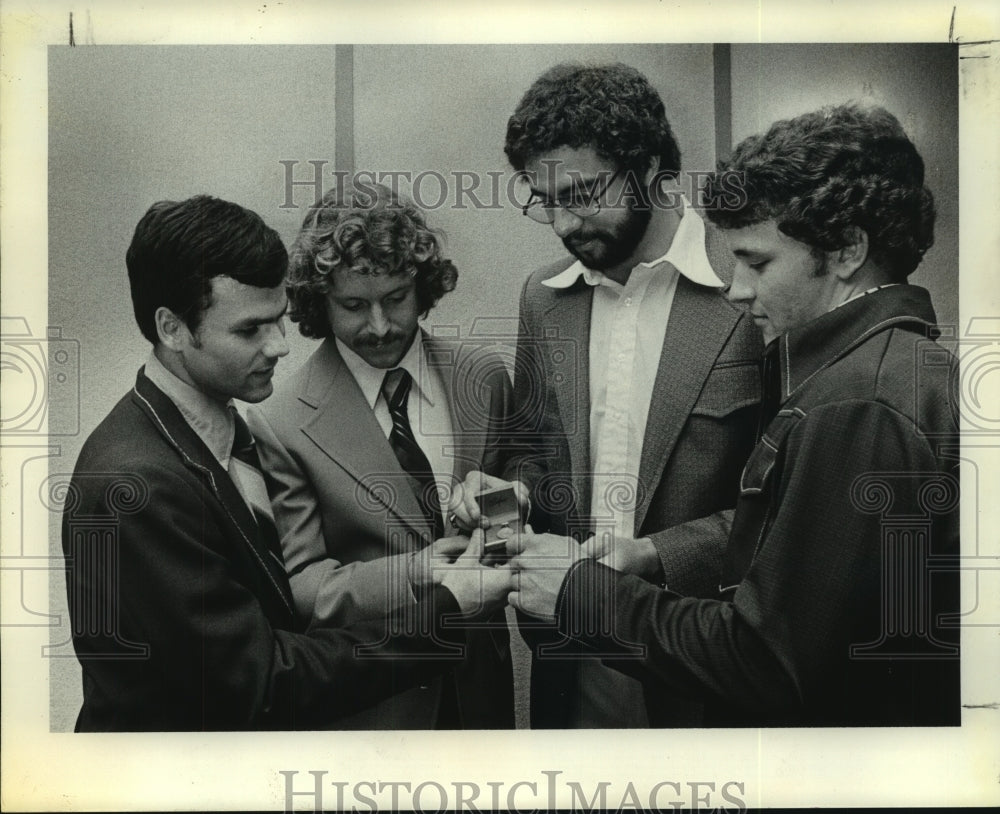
[47,44,958,732]
[730,43,959,330]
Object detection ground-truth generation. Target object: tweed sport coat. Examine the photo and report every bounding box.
[503,224,764,727]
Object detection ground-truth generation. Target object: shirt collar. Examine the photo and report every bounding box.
[143,350,235,466]
[836,282,900,309]
[541,198,724,290]
[772,284,939,402]
[336,329,436,409]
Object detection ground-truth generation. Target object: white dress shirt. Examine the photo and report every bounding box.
[336,330,456,501]
[542,200,724,539]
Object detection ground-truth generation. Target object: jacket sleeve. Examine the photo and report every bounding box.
[500,275,560,525]
[554,400,949,714]
[641,307,760,598]
[247,405,418,626]
[646,509,733,597]
[476,356,516,480]
[65,459,468,731]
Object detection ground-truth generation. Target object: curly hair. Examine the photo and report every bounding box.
[287,182,458,339]
[705,104,935,281]
[504,62,681,177]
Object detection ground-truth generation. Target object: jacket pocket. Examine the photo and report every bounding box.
[739,409,802,495]
[722,409,803,590]
[690,362,761,419]
[722,439,779,592]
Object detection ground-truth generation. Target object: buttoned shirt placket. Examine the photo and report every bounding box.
[590,264,660,542]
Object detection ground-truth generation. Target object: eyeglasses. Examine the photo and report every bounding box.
[521,169,622,224]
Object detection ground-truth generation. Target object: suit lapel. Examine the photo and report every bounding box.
[634,276,739,531]
[423,333,480,483]
[544,286,592,517]
[299,339,431,541]
[133,372,295,617]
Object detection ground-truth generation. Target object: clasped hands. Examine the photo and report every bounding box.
[427,471,659,620]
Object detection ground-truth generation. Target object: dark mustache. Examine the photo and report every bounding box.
[356,331,407,348]
[565,233,603,249]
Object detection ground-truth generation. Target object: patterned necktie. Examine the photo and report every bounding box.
[229,408,284,560]
[231,408,264,470]
[381,367,444,539]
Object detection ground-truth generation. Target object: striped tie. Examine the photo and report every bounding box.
[229,408,285,563]
[381,368,444,540]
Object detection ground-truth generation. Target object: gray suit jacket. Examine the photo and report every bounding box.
[505,226,763,727]
[248,331,514,729]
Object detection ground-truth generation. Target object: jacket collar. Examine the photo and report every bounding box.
[773,284,938,403]
[131,368,296,616]
[133,367,224,472]
[143,350,236,466]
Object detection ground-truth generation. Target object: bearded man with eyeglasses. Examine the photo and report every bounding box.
[449,63,764,728]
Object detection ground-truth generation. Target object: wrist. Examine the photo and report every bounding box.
[634,537,661,582]
[438,571,462,611]
[407,551,429,590]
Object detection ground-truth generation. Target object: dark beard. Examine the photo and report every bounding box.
[563,203,652,271]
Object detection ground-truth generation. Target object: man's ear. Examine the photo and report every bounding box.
[643,155,662,188]
[155,306,190,351]
[831,226,870,280]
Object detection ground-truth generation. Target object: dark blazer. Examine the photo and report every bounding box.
[554,285,960,726]
[505,226,763,727]
[248,332,515,728]
[62,369,473,731]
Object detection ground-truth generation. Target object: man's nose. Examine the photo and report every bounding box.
[726,263,755,304]
[263,323,290,359]
[551,206,583,239]
[367,305,391,337]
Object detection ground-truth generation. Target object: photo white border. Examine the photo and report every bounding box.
[2,1,998,810]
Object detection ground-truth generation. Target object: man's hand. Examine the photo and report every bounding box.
[506,526,590,621]
[586,533,661,581]
[447,470,530,532]
[407,535,470,589]
[437,529,514,617]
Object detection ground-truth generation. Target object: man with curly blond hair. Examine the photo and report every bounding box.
[508,104,961,727]
[248,183,515,729]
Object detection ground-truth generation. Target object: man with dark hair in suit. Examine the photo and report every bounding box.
[249,183,515,729]
[62,194,511,731]
[507,104,961,727]
[451,62,763,728]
